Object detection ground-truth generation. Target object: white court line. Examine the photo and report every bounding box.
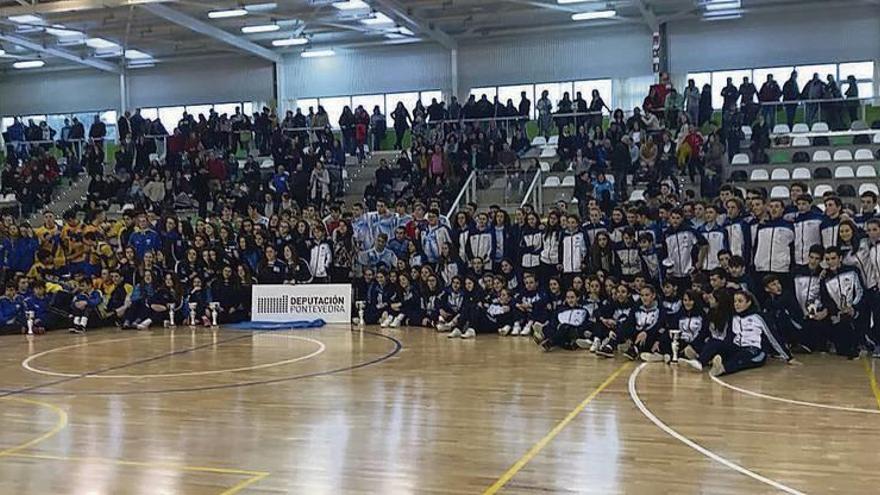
[22,334,326,379]
[711,374,880,415]
[628,363,807,495]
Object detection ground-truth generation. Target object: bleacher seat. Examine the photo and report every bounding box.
[859,183,880,196]
[260,159,275,169]
[730,170,748,182]
[856,165,877,178]
[837,185,856,197]
[834,166,855,179]
[791,136,811,147]
[814,184,833,197]
[792,123,810,134]
[539,161,551,172]
[237,159,247,170]
[571,197,578,204]
[773,124,791,134]
[855,149,874,161]
[791,167,811,179]
[750,169,769,181]
[492,177,507,188]
[792,151,810,163]
[833,150,853,162]
[149,153,159,162]
[770,186,789,199]
[543,176,561,187]
[531,136,547,147]
[741,126,752,139]
[548,135,559,145]
[813,150,832,162]
[852,120,869,131]
[811,122,830,133]
[561,176,575,187]
[731,153,750,165]
[874,132,880,144]
[540,147,557,158]
[629,190,646,202]
[771,169,790,181]
[814,167,832,179]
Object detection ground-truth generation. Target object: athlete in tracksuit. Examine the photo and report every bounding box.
[752,200,795,301]
[535,289,590,351]
[513,274,547,337]
[613,228,641,281]
[817,247,865,358]
[594,284,636,359]
[466,214,495,272]
[792,197,823,267]
[558,217,587,286]
[662,209,705,292]
[791,245,827,352]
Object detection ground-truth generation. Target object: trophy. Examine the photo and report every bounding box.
[806,301,819,320]
[188,302,198,326]
[210,302,220,327]
[25,310,35,335]
[669,329,682,363]
[355,301,366,330]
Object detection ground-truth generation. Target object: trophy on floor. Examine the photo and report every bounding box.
[165,307,177,328]
[355,301,366,330]
[669,329,682,363]
[25,310,35,336]
[188,302,198,327]
[210,302,220,327]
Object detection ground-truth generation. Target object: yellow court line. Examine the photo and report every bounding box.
[861,359,880,411]
[0,397,69,457]
[219,472,271,495]
[482,362,631,495]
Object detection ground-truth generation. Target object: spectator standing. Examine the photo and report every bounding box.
[758,74,782,128]
[782,71,800,129]
[684,79,701,126]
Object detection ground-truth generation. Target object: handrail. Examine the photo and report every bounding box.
[757,95,877,106]
[521,168,543,213]
[446,170,477,220]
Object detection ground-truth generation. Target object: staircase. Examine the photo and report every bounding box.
[340,151,397,206]
[27,173,93,224]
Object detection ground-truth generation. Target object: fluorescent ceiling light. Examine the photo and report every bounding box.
[208,8,247,19]
[301,49,335,58]
[571,10,616,21]
[245,3,278,12]
[272,37,309,47]
[705,0,741,11]
[85,37,120,49]
[13,60,45,69]
[558,0,601,3]
[45,25,84,38]
[398,26,414,36]
[8,14,44,25]
[361,12,393,25]
[385,33,406,40]
[124,49,152,60]
[333,1,369,10]
[704,12,742,20]
[241,23,280,33]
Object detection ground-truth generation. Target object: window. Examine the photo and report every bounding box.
[686,72,712,90]
[839,61,874,99]
[534,82,571,115]
[1,117,13,133]
[158,106,185,132]
[469,87,497,100]
[185,105,212,118]
[497,84,533,111]
[419,90,443,105]
[141,108,159,121]
[711,69,751,109]
[213,103,239,116]
[352,94,385,115]
[319,96,351,129]
[795,64,837,81]
[753,66,793,87]
[242,102,255,116]
[573,79,613,113]
[22,114,47,124]
[296,98,319,114]
[46,114,67,134]
[385,92,419,114]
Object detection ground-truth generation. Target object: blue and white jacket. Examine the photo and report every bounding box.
[753,218,794,273]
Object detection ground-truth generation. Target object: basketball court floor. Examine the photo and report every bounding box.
[0,325,878,494]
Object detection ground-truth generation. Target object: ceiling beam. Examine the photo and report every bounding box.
[634,0,660,31]
[370,0,457,49]
[141,3,281,63]
[0,0,176,17]
[502,0,577,13]
[0,32,120,72]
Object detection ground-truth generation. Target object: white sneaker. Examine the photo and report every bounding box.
[380,313,391,328]
[436,321,453,332]
[447,328,462,338]
[575,338,593,350]
[136,318,152,330]
[589,337,601,353]
[511,322,522,335]
[499,325,512,336]
[462,328,476,339]
[709,355,726,376]
[520,322,533,337]
[640,352,666,363]
[682,358,703,371]
[390,314,405,328]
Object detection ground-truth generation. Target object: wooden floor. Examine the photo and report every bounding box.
[1,325,879,494]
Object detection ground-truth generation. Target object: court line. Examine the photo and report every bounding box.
[482,362,630,495]
[1,330,403,396]
[861,359,880,411]
[218,472,270,495]
[628,363,806,495]
[0,397,69,457]
[711,374,880,415]
[22,335,327,379]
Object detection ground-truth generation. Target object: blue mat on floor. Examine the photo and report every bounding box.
[225,320,326,331]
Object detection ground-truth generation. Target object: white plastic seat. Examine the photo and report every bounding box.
[237,159,247,170]
[773,124,791,135]
[148,153,159,162]
[791,167,811,179]
[741,126,752,138]
[570,197,579,204]
[260,158,275,169]
[792,123,810,134]
[629,190,645,202]
[833,150,853,162]
[814,184,833,197]
[749,169,769,181]
[873,132,880,144]
[859,183,880,196]
[539,161,551,173]
[731,153,750,165]
[561,176,575,187]
[812,150,832,162]
[856,165,877,178]
[851,120,869,131]
[770,186,789,199]
[531,136,547,147]
[543,176,561,188]
[771,168,790,181]
[834,166,855,179]
[548,135,559,145]
[791,136,811,147]
[811,122,830,133]
[855,149,874,161]
[540,147,557,158]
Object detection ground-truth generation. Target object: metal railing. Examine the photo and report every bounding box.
[749,95,877,128]
[446,170,477,219]
[521,168,544,213]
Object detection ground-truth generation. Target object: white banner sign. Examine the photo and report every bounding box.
[252,284,352,324]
